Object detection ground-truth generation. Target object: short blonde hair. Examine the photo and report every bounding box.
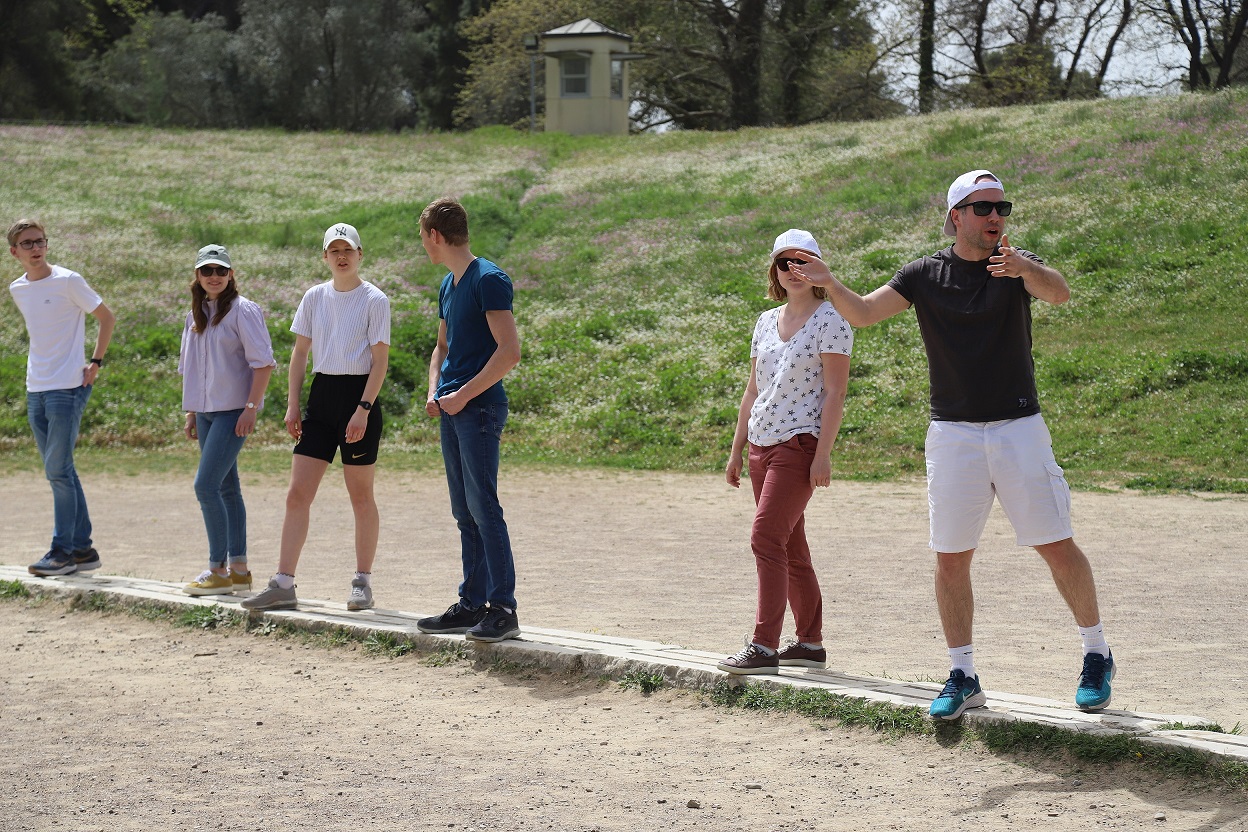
[7,218,45,247]
[766,259,828,302]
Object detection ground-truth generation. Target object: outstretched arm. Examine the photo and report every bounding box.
[788,256,910,327]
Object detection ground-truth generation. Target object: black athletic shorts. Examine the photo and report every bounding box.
[293,373,382,465]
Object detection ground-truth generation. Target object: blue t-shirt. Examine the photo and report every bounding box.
[436,257,513,404]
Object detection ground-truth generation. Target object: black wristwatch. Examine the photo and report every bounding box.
[90,358,103,367]
[358,400,372,411]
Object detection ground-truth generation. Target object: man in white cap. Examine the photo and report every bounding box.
[791,170,1114,719]
[243,222,390,613]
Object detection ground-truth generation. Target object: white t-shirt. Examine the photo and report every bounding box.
[748,301,853,447]
[9,265,103,392]
[290,280,391,375]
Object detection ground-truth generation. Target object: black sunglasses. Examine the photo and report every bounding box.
[958,200,1013,217]
[775,257,807,272]
[198,265,230,277]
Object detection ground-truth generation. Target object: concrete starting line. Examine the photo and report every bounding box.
[5,564,1246,764]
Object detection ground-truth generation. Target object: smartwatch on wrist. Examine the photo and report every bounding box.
[90,358,103,367]
[358,400,372,411]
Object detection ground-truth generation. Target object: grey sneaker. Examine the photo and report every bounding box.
[346,578,374,611]
[240,578,297,611]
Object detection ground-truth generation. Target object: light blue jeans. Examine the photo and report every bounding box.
[27,386,93,554]
[194,409,249,568]
[440,401,516,610]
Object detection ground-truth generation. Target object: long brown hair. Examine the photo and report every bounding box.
[190,272,238,332]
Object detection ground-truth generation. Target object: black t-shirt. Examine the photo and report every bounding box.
[887,245,1042,422]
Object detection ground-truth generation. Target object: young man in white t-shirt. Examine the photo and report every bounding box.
[7,219,116,577]
[242,223,390,613]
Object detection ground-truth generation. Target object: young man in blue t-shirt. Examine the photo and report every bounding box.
[416,198,523,643]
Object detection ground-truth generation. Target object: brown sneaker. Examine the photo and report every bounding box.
[717,641,779,675]
[777,640,827,669]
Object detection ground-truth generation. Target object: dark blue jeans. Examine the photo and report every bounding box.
[194,409,249,568]
[440,401,516,610]
[27,386,93,554]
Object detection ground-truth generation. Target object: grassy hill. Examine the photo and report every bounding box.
[2,90,1246,490]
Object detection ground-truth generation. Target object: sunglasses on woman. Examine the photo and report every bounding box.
[959,200,1013,217]
[198,265,230,277]
[775,257,807,272]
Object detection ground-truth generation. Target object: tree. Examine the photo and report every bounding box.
[81,12,240,126]
[233,0,429,130]
[413,0,494,130]
[455,0,603,129]
[0,0,151,120]
[1140,0,1248,88]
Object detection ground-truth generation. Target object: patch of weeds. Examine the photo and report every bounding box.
[711,681,930,738]
[308,627,355,649]
[619,670,667,695]
[179,604,237,630]
[0,579,30,599]
[363,630,415,658]
[251,618,280,636]
[1156,721,1227,733]
[424,642,472,667]
[70,591,117,613]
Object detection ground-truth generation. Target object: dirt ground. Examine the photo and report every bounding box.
[2,468,1248,830]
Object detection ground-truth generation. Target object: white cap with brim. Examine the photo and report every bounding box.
[323,223,362,251]
[769,228,823,261]
[944,170,1004,236]
[195,245,231,269]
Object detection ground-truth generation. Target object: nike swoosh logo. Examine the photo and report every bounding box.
[351,453,366,459]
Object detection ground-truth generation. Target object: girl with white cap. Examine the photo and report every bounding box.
[719,229,853,675]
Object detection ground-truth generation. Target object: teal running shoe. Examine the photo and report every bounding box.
[1075,651,1115,711]
[929,669,987,720]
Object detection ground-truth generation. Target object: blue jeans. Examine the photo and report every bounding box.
[27,386,93,554]
[194,410,250,568]
[440,401,516,610]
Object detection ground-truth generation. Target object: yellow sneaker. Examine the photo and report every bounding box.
[184,570,234,596]
[230,570,253,592]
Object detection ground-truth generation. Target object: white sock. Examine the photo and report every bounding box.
[949,644,975,677]
[1079,622,1109,657]
[355,571,372,587]
[273,573,295,590]
[752,642,776,656]
[800,642,823,650]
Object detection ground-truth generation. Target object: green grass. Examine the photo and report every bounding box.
[3,90,1248,488]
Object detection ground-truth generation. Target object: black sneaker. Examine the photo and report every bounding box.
[72,547,101,572]
[465,606,521,643]
[417,602,487,634]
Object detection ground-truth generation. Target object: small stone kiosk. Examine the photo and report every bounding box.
[540,19,641,135]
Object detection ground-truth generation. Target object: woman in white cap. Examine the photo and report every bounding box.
[719,229,853,675]
[180,245,276,596]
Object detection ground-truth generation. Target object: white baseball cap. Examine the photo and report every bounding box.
[769,228,822,260]
[323,223,362,251]
[944,170,1004,236]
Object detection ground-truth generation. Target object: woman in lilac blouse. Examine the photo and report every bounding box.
[179,245,276,596]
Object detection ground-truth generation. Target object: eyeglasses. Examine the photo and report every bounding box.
[958,200,1013,217]
[775,257,807,272]
[17,237,48,250]
[197,265,230,277]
